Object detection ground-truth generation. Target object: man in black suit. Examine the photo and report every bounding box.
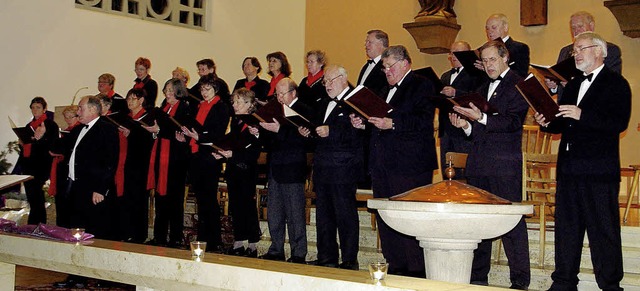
[356,29,389,190]
[52,96,119,289]
[481,14,530,78]
[438,41,481,177]
[450,40,530,289]
[351,45,437,277]
[63,95,119,239]
[300,65,363,270]
[545,11,622,96]
[536,32,630,291]
[357,29,389,97]
[258,78,308,264]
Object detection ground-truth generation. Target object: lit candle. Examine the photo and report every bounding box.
[194,247,203,257]
[73,232,82,240]
[373,270,385,280]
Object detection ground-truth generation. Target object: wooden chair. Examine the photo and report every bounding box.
[255,152,269,220]
[522,124,553,154]
[521,153,557,268]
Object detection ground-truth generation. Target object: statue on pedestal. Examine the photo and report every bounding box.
[417,0,456,19]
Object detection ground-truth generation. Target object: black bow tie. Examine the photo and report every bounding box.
[367,59,375,65]
[452,67,460,74]
[580,73,594,82]
[82,124,89,129]
[490,76,503,83]
[389,83,400,90]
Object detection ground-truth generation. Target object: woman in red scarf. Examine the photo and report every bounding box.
[232,57,270,104]
[265,51,292,105]
[143,79,193,248]
[132,57,159,110]
[20,97,59,224]
[49,105,80,228]
[297,50,330,109]
[182,74,231,252]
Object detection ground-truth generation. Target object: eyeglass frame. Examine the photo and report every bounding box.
[322,75,343,86]
[275,89,294,98]
[380,59,404,73]
[570,44,599,57]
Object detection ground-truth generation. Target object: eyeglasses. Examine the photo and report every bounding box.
[275,89,293,98]
[322,75,342,86]
[126,96,139,101]
[570,45,598,57]
[380,59,403,73]
[199,86,215,92]
[481,57,500,64]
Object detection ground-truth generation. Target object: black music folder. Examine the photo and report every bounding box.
[516,74,560,122]
[434,92,498,122]
[237,99,285,125]
[530,57,581,83]
[342,85,393,119]
[452,50,484,75]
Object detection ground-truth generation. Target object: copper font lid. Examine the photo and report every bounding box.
[390,180,512,204]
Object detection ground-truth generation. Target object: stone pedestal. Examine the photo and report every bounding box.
[0,261,16,290]
[403,17,461,54]
[419,238,479,284]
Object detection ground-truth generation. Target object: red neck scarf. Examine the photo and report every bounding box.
[245,79,256,90]
[306,70,324,86]
[190,96,221,153]
[23,114,47,158]
[130,108,146,119]
[133,75,149,89]
[115,126,127,197]
[151,101,180,196]
[107,90,115,98]
[268,73,284,96]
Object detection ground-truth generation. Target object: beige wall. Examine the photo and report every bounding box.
[306,0,640,169]
[0,0,306,166]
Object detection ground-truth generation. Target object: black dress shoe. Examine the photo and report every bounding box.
[259,253,285,261]
[339,260,359,270]
[244,248,258,258]
[228,246,245,256]
[287,256,307,264]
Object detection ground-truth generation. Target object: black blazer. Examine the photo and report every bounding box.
[123,109,156,186]
[261,101,310,184]
[21,118,59,180]
[233,77,270,102]
[311,96,363,185]
[134,76,158,109]
[465,69,529,178]
[544,66,631,182]
[438,67,482,138]
[357,60,387,97]
[504,38,530,78]
[298,75,329,110]
[192,99,231,155]
[64,117,119,196]
[369,71,438,175]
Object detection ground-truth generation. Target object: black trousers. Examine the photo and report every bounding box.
[25,178,47,225]
[153,185,185,244]
[314,182,359,264]
[227,167,261,243]
[371,167,431,275]
[68,179,112,240]
[467,176,530,287]
[190,153,223,248]
[549,179,623,291]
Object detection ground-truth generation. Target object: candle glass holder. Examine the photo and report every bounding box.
[368,262,389,282]
[190,241,207,259]
[70,228,85,242]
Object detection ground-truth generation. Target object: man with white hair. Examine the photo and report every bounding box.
[535,32,630,291]
[545,11,622,94]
